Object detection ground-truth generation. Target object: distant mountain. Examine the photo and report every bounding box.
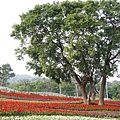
[8,74,38,84]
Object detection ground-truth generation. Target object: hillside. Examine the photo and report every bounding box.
[8,74,38,84]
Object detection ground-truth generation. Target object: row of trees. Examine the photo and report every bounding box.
[0,63,15,86]
[107,81,120,99]
[9,79,120,100]
[9,79,76,96]
[11,0,120,105]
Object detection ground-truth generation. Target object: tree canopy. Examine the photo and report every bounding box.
[11,0,120,105]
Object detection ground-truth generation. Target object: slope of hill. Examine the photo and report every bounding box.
[8,74,38,84]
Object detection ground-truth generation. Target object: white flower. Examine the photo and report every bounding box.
[0,115,118,120]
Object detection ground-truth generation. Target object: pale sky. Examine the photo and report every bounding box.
[0,0,65,75]
[0,0,120,81]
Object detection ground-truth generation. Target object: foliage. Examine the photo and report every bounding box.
[0,64,15,86]
[9,79,76,96]
[11,0,120,104]
[8,79,120,100]
[107,81,120,100]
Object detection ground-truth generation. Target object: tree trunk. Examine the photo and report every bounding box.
[91,84,95,100]
[99,76,106,105]
[91,90,95,100]
[87,88,91,104]
[87,79,96,104]
[87,82,95,104]
[79,84,87,104]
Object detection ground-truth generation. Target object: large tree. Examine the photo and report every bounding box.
[0,63,15,86]
[11,0,120,105]
[96,0,120,105]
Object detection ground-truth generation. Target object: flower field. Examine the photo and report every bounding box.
[0,91,120,120]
